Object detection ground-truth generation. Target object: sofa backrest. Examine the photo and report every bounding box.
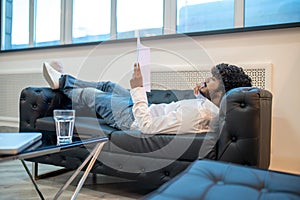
[147,89,195,104]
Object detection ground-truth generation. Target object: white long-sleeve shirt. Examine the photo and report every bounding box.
[130,87,219,134]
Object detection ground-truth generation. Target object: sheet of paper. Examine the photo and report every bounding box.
[137,32,151,92]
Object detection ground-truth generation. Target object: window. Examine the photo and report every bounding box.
[245,0,300,27]
[35,0,61,47]
[73,0,111,43]
[7,0,30,49]
[1,0,300,51]
[116,0,164,39]
[176,0,235,33]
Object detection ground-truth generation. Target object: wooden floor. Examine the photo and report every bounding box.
[0,127,156,200]
[0,160,156,200]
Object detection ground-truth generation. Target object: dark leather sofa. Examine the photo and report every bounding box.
[19,86,272,186]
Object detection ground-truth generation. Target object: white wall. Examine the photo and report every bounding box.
[1,27,300,175]
[198,27,300,175]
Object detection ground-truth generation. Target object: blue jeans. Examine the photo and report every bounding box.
[59,75,134,130]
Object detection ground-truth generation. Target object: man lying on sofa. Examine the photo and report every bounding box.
[43,62,252,134]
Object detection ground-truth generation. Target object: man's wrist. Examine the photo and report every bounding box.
[130,87,147,103]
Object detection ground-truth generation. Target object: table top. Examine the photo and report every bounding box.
[0,134,108,163]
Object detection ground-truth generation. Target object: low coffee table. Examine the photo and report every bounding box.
[0,134,108,200]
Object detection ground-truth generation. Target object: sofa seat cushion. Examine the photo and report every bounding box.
[143,160,300,200]
[36,116,217,161]
[109,131,217,161]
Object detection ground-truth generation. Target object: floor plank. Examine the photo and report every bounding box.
[0,160,155,200]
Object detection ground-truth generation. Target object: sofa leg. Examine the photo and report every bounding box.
[92,173,97,184]
[32,162,72,180]
[32,162,38,180]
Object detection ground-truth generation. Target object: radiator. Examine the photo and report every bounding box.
[151,63,272,90]
[0,69,46,127]
[0,63,272,127]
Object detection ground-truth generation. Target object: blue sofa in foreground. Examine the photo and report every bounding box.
[143,160,300,200]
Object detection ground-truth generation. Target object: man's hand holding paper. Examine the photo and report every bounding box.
[136,34,151,92]
[130,63,143,89]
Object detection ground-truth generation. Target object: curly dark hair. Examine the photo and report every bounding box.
[211,63,252,92]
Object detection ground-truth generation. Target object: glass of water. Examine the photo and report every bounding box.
[54,109,75,145]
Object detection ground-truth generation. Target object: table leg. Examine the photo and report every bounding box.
[21,160,45,200]
[71,142,105,200]
[53,141,106,200]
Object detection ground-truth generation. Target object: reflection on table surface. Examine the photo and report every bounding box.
[0,135,108,162]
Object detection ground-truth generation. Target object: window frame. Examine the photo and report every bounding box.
[1,0,300,52]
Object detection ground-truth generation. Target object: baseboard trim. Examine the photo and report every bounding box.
[0,116,19,128]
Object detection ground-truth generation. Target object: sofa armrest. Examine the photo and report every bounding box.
[217,87,273,169]
[19,87,70,132]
